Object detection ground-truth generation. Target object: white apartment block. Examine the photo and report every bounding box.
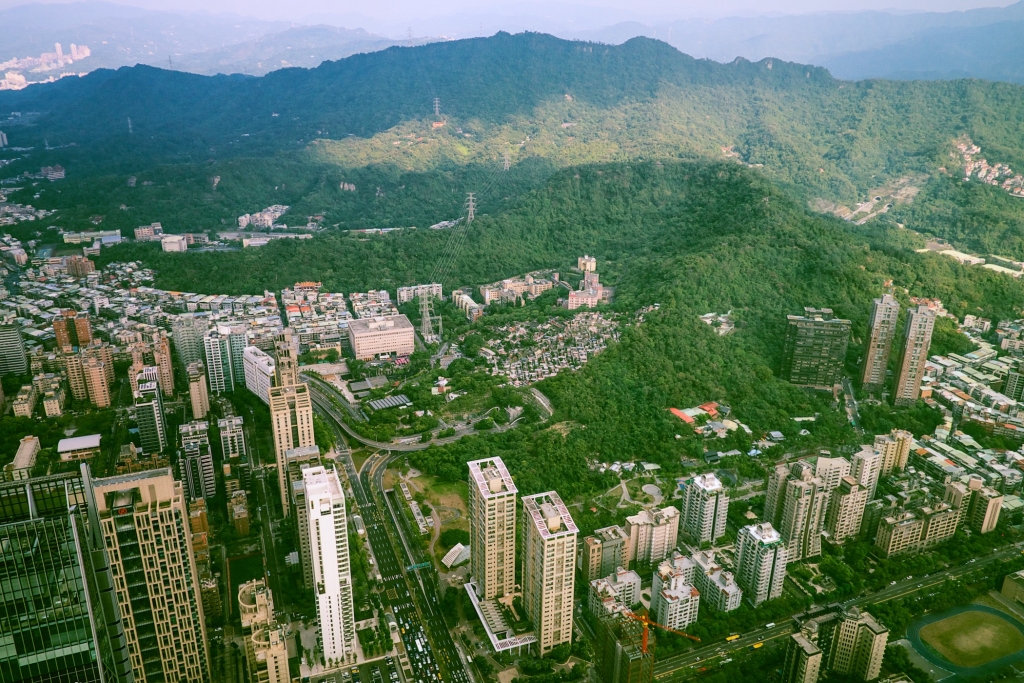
[243,346,276,404]
[588,568,642,616]
[625,505,680,565]
[522,491,577,655]
[218,416,247,459]
[851,446,883,499]
[691,550,742,612]
[651,551,700,629]
[468,458,518,600]
[653,583,700,632]
[304,466,356,664]
[735,522,788,606]
[347,314,415,360]
[679,473,729,544]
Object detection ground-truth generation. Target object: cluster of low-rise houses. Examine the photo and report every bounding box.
[957,138,1024,197]
[0,199,57,226]
[471,311,620,386]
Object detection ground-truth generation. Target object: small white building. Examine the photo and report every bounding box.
[161,235,188,252]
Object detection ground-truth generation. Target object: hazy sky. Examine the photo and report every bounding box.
[2,0,1016,22]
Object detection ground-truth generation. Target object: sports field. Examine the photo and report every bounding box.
[919,610,1024,667]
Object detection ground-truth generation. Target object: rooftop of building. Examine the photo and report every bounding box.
[688,472,725,493]
[744,521,782,544]
[468,457,517,498]
[523,491,577,538]
[348,314,413,333]
[302,465,343,500]
[57,433,101,452]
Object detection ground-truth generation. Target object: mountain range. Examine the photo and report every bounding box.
[3,1,1024,82]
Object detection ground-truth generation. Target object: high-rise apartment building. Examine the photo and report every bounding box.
[624,505,680,565]
[735,522,788,605]
[814,455,851,492]
[303,466,356,664]
[784,629,823,683]
[1004,365,1024,402]
[824,476,869,543]
[204,327,235,393]
[691,549,743,612]
[776,461,830,561]
[782,308,852,389]
[181,421,215,500]
[580,524,629,582]
[594,612,654,683]
[679,472,729,545]
[785,606,888,683]
[274,328,300,387]
[969,485,1004,534]
[851,446,883,499]
[92,468,209,682]
[287,445,323,589]
[243,346,276,404]
[172,314,210,367]
[523,491,577,655]
[875,430,913,476]
[134,380,167,454]
[238,579,290,683]
[468,457,518,599]
[651,551,700,631]
[860,294,900,393]
[269,384,315,515]
[67,254,96,277]
[152,331,175,397]
[0,317,28,375]
[875,511,924,557]
[893,305,936,406]
[0,470,135,683]
[54,308,93,349]
[219,416,247,459]
[188,361,210,419]
[82,354,113,407]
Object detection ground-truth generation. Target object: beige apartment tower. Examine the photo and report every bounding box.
[861,294,900,393]
[875,430,913,476]
[274,328,300,387]
[269,384,316,515]
[825,476,869,543]
[90,468,209,683]
[893,305,936,406]
[778,462,830,561]
[468,457,518,599]
[187,361,210,419]
[523,491,578,655]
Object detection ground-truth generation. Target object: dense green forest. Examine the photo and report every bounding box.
[5,32,1024,256]
[317,160,1024,497]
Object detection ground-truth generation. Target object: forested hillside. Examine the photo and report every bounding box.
[5,32,1024,257]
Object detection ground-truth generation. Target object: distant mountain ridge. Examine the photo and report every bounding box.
[571,1,1024,83]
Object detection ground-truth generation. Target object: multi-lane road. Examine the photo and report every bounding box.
[314,393,472,683]
[653,542,1024,681]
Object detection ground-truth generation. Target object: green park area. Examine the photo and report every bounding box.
[919,610,1024,668]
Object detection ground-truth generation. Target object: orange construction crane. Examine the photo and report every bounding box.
[623,610,700,653]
